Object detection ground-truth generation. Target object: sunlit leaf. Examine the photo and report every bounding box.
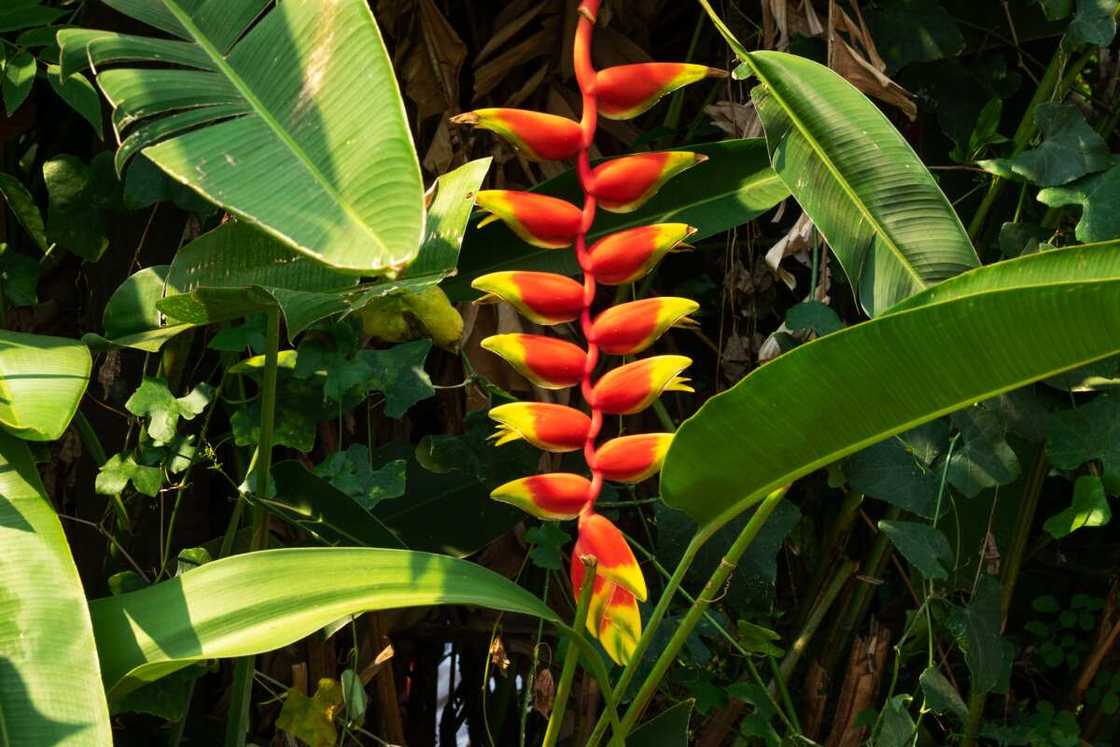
[59,0,425,274]
[662,242,1120,527]
[90,547,559,698]
[1043,474,1111,538]
[698,4,979,315]
[0,329,90,441]
[0,432,112,745]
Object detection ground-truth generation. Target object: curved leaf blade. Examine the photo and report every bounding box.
[0,330,91,441]
[748,50,978,315]
[661,243,1120,526]
[696,2,978,315]
[91,547,559,698]
[59,0,425,274]
[0,432,111,746]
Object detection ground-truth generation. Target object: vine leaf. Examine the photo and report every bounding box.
[1043,474,1112,539]
[125,377,214,445]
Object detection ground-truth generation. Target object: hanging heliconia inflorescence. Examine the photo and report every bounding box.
[452,0,723,665]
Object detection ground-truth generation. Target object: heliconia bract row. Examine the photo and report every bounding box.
[454,37,720,665]
[471,153,702,246]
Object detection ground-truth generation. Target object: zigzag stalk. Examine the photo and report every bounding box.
[453,0,724,666]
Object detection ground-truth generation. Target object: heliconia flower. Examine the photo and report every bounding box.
[571,552,642,665]
[488,402,590,452]
[595,63,728,120]
[594,433,674,484]
[450,108,582,161]
[472,271,584,325]
[574,511,647,601]
[475,190,582,249]
[491,473,591,520]
[591,355,692,415]
[481,334,586,389]
[592,152,706,213]
[589,297,700,355]
[588,224,696,285]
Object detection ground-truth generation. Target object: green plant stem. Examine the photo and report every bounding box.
[621,528,796,729]
[520,572,551,747]
[224,307,281,747]
[779,558,857,683]
[822,505,899,677]
[543,556,597,747]
[797,490,862,625]
[961,688,986,747]
[160,375,225,577]
[956,448,1049,746]
[585,494,766,747]
[613,487,788,741]
[75,409,130,527]
[767,655,800,733]
[1000,448,1047,625]
[652,399,676,431]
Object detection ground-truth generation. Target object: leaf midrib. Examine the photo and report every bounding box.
[746,53,926,288]
[682,276,1120,530]
[157,0,390,259]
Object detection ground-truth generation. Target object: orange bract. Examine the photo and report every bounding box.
[588,224,696,285]
[491,473,591,520]
[589,297,700,355]
[488,402,590,453]
[591,355,693,415]
[595,63,727,120]
[481,334,586,389]
[592,152,706,213]
[472,271,585,325]
[450,108,583,161]
[475,190,582,248]
[594,433,674,484]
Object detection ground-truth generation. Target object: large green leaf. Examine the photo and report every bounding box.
[447,138,788,298]
[0,330,91,441]
[0,432,111,746]
[661,242,1120,527]
[697,2,978,316]
[90,547,559,699]
[58,0,424,274]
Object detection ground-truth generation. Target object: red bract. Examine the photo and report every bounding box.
[475,190,582,248]
[450,108,582,161]
[574,511,647,602]
[471,271,584,325]
[594,433,674,484]
[488,402,590,452]
[595,62,727,120]
[591,355,693,415]
[491,473,591,520]
[592,152,706,213]
[481,334,586,389]
[571,544,642,666]
[589,297,700,355]
[588,224,695,285]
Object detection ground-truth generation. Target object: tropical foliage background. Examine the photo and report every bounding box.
[2,0,1120,746]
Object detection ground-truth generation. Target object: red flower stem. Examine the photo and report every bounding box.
[574,0,604,509]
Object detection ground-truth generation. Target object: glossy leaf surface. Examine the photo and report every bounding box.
[91,547,559,699]
[697,2,978,315]
[662,243,1120,526]
[58,0,424,274]
[0,432,111,746]
[0,330,91,441]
